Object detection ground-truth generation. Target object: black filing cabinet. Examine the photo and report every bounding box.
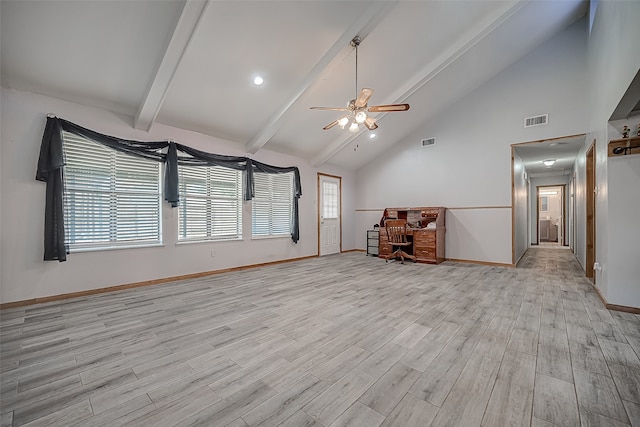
[367,229,379,256]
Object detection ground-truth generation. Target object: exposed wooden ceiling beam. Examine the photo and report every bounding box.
[244,1,397,155]
[134,0,209,131]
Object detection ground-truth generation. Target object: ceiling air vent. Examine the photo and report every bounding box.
[524,114,548,128]
[421,137,436,147]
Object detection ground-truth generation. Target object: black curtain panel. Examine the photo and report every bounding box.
[36,117,302,261]
[35,118,68,261]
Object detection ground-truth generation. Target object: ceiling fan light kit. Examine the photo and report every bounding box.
[311,36,409,133]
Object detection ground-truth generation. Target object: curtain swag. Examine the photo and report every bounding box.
[36,117,302,261]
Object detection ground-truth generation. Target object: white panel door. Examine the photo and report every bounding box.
[319,174,340,256]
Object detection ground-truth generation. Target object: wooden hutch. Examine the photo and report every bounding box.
[379,207,446,264]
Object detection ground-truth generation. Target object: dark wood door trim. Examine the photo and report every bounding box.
[586,141,596,279]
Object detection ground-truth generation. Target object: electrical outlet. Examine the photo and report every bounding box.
[210,250,215,257]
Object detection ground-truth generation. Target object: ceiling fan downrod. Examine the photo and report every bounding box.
[351,36,361,101]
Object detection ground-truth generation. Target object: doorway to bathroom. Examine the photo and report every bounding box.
[537,185,565,247]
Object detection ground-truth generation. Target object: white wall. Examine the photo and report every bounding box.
[587,1,640,307]
[607,151,640,306]
[0,88,355,304]
[355,17,588,265]
[606,115,640,307]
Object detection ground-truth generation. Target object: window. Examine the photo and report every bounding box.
[322,180,338,219]
[540,196,549,212]
[178,165,242,241]
[62,132,162,251]
[252,171,294,238]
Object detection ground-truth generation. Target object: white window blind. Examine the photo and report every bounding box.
[252,172,294,237]
[62,132,162,251]
[178,165,242,241]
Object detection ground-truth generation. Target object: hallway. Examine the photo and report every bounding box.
[516,247,640,425]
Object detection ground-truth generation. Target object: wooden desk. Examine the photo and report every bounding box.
[379,207,445,264]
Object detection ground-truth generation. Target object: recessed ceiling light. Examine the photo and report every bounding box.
[369,133,376,139]
[543,159,556,167]
[253,75,264,86]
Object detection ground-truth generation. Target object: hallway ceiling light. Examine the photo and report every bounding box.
[543,159,556,167]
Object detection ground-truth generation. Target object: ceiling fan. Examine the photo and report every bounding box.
[310,36,410,132]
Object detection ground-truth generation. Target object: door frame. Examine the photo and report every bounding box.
[570,173,577,252]
[536,184,566,246]
[317,173,342,256]
[586,141,596,279]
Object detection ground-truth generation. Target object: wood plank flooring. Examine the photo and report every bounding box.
[1,248,639,426]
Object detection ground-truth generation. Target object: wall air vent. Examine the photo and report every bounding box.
[524,114,548,128]
[421,137,436,147]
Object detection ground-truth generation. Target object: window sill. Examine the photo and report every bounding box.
[69,242,164,253]
[175,237,243,246]
[251,234,291,241]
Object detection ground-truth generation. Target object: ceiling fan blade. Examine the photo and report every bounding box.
[364,116,378,130]
[355,88,374,109]
[323,115,350,130]
[323,120,339,130]
[368,104,410,112]
[310,106,350,111]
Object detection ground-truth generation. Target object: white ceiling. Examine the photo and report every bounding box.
[1,0,587,171]
[514,134,586,178]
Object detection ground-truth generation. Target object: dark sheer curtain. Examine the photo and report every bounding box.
[36,117,302,261]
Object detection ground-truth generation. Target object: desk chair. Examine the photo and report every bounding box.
[384,219,417,264]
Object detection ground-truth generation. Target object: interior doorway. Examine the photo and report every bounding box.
[511,134,585,264]
[537,185,565,247]
[318,173,341,256]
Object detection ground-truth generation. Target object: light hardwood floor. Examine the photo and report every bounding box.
[1,248,639,426]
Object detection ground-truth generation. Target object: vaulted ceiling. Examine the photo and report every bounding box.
[1,0,587,171]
